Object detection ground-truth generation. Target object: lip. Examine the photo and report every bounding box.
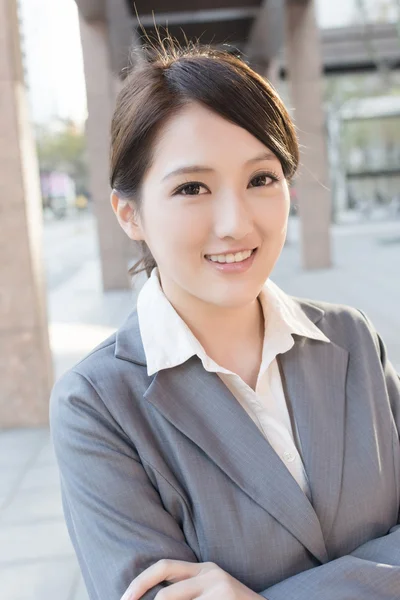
[205,248,257,274]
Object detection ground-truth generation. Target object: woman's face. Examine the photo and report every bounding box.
[129,102,290,309]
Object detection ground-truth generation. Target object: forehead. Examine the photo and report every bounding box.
[150,102,273,170]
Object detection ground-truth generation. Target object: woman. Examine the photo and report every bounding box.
[50,43,400,600]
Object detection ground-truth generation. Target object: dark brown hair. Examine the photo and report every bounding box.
[110,40,299,278]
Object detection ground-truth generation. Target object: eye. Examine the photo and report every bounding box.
[173,182,209,196]
[248,172,279,188]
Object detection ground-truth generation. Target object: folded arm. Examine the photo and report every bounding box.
[261,314,400,600]
[50,370,199,600]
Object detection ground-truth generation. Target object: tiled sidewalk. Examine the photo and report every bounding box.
[1,217,399,600]
[0,429,85,600]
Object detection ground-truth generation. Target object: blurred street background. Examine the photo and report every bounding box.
[1,0,400,598]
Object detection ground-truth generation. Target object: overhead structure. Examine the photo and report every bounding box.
[77,0,400,78]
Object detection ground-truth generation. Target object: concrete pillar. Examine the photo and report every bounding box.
[0,0,53,427]
[266,58,281,89]
[79,15,132,290]
[285,0,332,269]
[248,0,284,80]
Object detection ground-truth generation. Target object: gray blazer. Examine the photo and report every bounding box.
[50,298,400,600]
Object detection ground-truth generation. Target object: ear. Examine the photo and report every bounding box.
[110,190,144,241]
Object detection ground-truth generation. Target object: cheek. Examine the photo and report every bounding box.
[258,193,290,234]
[141,199,210,258]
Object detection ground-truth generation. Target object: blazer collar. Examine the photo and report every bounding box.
[136,272,329,377]
[114,298,327,367]
[115,309,146,366]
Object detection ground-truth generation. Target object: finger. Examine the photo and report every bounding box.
[154,577,203,599]
[122,560,201,600]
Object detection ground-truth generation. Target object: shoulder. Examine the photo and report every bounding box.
[51,330,118,402]
[294,296,380,355]
[50,333,118,433]
[50,311,150,433]
[49,335,142,468]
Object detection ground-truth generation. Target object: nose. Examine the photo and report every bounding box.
[213,192,253,241]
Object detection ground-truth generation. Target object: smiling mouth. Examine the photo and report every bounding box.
[204,248,257,264]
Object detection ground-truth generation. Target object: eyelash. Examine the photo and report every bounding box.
[249,171,280,188]
[173,171,281,196]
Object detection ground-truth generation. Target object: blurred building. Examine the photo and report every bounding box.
[40,171,77,219]
[336,96,400,220]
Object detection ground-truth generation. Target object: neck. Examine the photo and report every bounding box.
[160,278,265,383]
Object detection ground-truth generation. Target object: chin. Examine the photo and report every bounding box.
[207,287,262,310]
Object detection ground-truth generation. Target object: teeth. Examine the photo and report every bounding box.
[207,250,253,263]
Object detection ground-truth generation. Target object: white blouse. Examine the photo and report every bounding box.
[137,269,330,496]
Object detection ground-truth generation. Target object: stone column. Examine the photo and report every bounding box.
[266,58,281,89]
[0,0,53,427]
[79,15,132,290]
[285,0,332,268]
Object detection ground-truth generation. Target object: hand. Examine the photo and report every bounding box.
[121,559,263,599]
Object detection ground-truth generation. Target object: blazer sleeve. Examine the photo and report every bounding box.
[261,312,400,600]
[50,369,199,600]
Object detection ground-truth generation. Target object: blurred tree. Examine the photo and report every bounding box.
[352,0,397,23]
[35,118,89,196]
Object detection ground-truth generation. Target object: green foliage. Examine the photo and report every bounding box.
[35,118,89,196]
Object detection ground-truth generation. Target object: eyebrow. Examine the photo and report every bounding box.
[161,151,277,182]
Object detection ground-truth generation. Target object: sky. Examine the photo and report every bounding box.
[19,0,87,125]
[18,0,397,126]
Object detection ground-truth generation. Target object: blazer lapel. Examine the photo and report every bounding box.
[144,358,328,563]
[115,304,347,562]
[279,335,349,545]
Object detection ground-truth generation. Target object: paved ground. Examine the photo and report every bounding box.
[1,212,399,600]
